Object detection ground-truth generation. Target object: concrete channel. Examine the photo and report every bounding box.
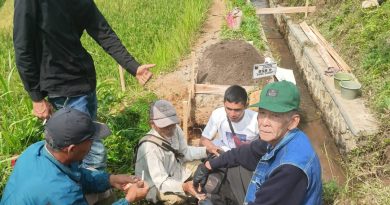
[253,0,347,183]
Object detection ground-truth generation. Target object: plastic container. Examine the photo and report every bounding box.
[334,72,353,90]
[340,81,361,100]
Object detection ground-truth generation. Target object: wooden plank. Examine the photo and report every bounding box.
[195,84,258,95]
[300,22,339,70]
[191,52,196,99]
[256,6,316,14]
[310,25,352,72]
[182,100,189,141]
[118,65,126,91]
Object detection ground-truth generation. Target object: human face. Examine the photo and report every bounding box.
[257,108,299,147]
[153,123,177,139]
[224,101,246,122]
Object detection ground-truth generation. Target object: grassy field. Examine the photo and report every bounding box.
[0,0,211,194]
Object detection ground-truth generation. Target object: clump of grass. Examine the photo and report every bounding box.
[221,0,266,51]
[323,180,341,205]
[0,0,5,9]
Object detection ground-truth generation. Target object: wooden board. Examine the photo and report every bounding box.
[195,84,258,95]
[118,65,126,91]
[310,25,352,72]
[256,6,316,14]
[300,22,339,70]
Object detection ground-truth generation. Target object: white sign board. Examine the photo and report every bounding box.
[253,63,277,79]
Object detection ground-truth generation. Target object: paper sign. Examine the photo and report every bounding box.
[275,67,296,85]
[253,63,277,79]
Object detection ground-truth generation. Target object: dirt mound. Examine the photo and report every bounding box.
[197,40,265,85]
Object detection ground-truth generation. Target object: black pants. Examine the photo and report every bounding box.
[208,166,252,205]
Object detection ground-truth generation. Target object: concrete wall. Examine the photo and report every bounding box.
[269,4,379,154]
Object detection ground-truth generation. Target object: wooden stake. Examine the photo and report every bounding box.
[182,100,189,141]
[191,52,196,99]
[305,0,309,18]
[118,65,126,91]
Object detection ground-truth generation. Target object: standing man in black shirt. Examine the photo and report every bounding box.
[13,0,155,203]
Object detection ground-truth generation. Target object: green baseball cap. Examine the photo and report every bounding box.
[250,80,300,113]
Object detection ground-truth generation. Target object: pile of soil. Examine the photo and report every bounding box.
[197,40,265,86]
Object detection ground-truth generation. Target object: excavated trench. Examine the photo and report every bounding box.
[187,0,345,185]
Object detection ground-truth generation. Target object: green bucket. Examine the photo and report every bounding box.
[334,72,353,90]
[340,81,361,100]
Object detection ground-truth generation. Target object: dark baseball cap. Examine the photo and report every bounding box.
[45,107,111,149]
[250,80,300,112]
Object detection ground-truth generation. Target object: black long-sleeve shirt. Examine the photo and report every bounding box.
[209,139,308,205]
[14,0,140,101]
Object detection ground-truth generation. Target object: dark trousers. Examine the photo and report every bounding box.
[226,166,252,204]
[208,166,252,205]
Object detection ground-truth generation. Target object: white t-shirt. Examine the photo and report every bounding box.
[202,107,259,151]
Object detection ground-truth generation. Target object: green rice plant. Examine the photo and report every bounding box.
[0,0,211,195]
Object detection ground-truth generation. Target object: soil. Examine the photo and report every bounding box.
[197,40,264,86]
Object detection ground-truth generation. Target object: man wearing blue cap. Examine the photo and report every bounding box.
[1,108,149,205]
[193,81,322,205]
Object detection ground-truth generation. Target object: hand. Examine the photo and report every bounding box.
[109,174,140,191]
[125,181,149,203]
[32,99,54,120]
[193,163,211,194]
[136,64,155,85]
[182,181,206,200]
[206,145,221,157]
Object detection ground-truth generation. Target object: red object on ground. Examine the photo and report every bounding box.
[11,157,18,167]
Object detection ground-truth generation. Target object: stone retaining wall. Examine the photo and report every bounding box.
[268,2,379,154]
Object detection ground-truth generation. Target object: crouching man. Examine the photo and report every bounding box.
[1,107,149,205]
[193,81,323,205]
[135,100,215,204]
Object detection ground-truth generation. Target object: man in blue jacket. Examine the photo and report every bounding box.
[1,108,149,205]
[193,81,322,205]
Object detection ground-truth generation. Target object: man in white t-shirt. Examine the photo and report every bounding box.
[200,85,259,205]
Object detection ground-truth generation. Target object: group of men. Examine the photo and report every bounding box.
[1,0,323,204]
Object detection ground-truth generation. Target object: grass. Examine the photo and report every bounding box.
[221,0,266,51]
[0,0,211,195]
[306,0,390,204]
[0,0,13,33]
[0,0,5,9]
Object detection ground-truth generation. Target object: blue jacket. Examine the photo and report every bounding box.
[244,129,322,205]
[1,141,129,205]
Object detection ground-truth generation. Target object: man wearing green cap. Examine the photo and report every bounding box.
[193,81,322,205]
